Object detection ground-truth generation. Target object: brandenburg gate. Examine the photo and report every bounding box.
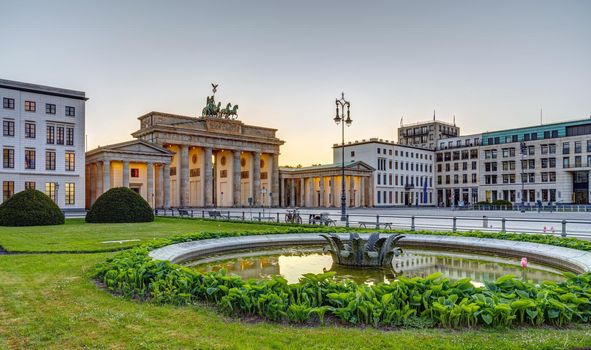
[86,87,284,208]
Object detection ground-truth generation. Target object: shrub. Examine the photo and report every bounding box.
[491,199,513,207]
[86,187,154,223]
[0,189,64,226]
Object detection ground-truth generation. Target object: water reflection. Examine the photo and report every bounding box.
[188,246,566,285]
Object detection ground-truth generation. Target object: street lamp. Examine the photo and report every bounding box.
[334,93,352,221]
[520,141,527,213]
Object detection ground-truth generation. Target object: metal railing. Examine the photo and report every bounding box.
[154,208,591,239]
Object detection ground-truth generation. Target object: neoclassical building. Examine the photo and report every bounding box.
[86,105,284,208]
[279,161,375,207]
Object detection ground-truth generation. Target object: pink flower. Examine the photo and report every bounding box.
[520,257,528,269]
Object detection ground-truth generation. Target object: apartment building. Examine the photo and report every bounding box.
[333,138,435,206]
[434,134,482,206]
[398,119,459,150]
[0,79,86,210]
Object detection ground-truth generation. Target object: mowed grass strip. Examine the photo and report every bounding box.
[0,217,273,253]
[1,253,591,349]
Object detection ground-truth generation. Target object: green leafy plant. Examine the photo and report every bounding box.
[0,189,64,226]
[86,187,154,223]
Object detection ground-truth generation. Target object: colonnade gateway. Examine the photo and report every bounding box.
[85,90,284,208]
[279,161,375,207]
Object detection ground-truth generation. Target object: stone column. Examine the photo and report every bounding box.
[147,162,154,207]
[89,162,96,206]
[349,175,355,207]
[271,153,280,206]
[103,159,111,194]
[163,163,171,208]
[319,176,325,207]
[122,160,129,188]
[289,178,295,207]
[97,161,104,195]
[360,177,366,207]
[299,178,305,207]
[252,151,261,206]
[309,177,314,207]
[368,175,374,207]
[232,150,241,206]
[179,145,189,207]
[204,147,213,207]
[330,176,336,207]
[157,164,164,208]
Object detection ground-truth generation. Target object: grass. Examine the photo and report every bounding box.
[1,218,591,349]
[0,217,274,252]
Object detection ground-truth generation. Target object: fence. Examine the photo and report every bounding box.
[155,208,591,239]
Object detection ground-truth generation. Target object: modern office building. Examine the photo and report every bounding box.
[478,119,591,205]
[0,79,87,210]
[398,118,460,150]
[333,138,435,206]
[434,134,482,206]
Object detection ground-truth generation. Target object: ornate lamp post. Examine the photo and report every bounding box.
[334,93,352,221]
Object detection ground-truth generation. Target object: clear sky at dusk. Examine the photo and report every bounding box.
[1,0,590,165]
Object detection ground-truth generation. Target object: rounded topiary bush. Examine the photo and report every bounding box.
[0,189,65,226]
[86,187,154,223]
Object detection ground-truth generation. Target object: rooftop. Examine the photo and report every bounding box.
[0,79,87,100]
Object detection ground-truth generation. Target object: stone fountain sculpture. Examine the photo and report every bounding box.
[320,233,404,268]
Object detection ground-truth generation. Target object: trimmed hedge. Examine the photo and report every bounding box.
[86,187,154,223]
[0,189,64,226]
[94,229,591,329]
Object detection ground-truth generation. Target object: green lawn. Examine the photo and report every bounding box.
[0,217,273,252]
[1,218,591,349]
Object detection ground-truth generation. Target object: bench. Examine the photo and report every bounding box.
[358,221,393,229]
[178,209,192,217]
[208,210,222,218]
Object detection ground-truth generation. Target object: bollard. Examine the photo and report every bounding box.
[277,212,280,223]
[258,212,261,221]
[411,216,416,231]
[191,210,194,218]
[346,214,350,228]
[202,210,205,218]
[376,214,380,229]
[228,211,231,220]
[501,218,506,233]
[561,220,567,237]
[452,217,457,232]
[242,211,245,221]
[483,215,488,228]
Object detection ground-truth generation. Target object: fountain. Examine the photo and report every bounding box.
[320,233,404,267]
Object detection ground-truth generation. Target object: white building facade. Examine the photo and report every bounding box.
[333,138,435,207]
[0,79,86,210]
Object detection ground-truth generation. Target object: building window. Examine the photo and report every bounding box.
[3,148,14,169]
[56,126,64,145]
[65,106,76,117]
[3,97,15,109]
[574,141,582,153]
[66,127,74,146]
[25,181,35,190]
[563,157,570,168]
[25,122,36,138]
[25,149,36,169]
[45,103,56,114]
[46,150,56,170]
[190,168,200,177]
[3,181,14,202]
[24,100,36,112]
[65,183,75,205]
[588,140,591,152]
[46,125,55,144]
[3,120,15,136]
[350,151,355,157]
[240,170,249,179]
[563,142,570,154]
[131,168,140,177]
[65,152,75,171]
[45,182,57,202]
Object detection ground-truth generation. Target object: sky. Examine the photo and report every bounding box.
[1,0,590,166]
